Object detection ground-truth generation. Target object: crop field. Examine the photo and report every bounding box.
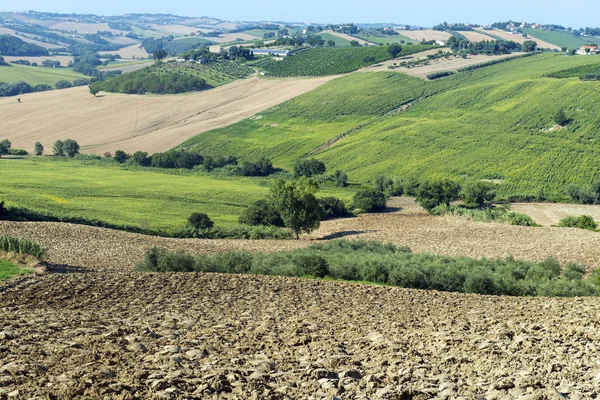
[149,60,253,87]
[358,32,415,45]
[322,30,376,46]
[262,44,434,77]
[316,32,353,47]
[105,43,149,59]
[149,24,201,36]
[457,30,496,42]
[186,53,600,198]
[0,26,66,49]
[210,33,261,43]
[522,28,591,48]
[0,63,85,85]
[2,55,74,65]
[486,29,560,50]
[0,75,336,154]
[398,29,452,42]
[97,60,154,72]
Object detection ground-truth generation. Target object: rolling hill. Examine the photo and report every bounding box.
[182,53,600,199]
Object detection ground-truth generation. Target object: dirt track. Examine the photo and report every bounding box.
[1,272,599,399]
[0,75,335,155]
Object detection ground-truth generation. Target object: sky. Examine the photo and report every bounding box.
[3,0,598,28]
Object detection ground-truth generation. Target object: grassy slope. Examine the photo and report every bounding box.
[0,158,355,230]
[522,28,588,48]
[359,33,418,45]
[0,260,33,280]
[183,53,600,198]
[317,33,353,47]
[0,64,85,85]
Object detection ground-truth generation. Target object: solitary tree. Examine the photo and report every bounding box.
[416,178,461,212]
[53,140,64,156]
[388,43,402,59]
[350,40,360,47]
[554,109,569,126]
[187,212,214,231]
[0,139,11,157]
[89,85,99,97]
[34,141,44,156]
[153,49,168,61]
[521,40,537,52]
[269,177,322,239]
[62,139,80,157]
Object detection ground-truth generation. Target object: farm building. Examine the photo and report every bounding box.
[250,49,291,57]
[577,45,600,55]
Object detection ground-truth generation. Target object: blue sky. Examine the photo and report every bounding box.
[3,1,598,28]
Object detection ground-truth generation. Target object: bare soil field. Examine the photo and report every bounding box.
[3,198,600,270]
[2,55,74,65]
[105,43,149,59]
[363,52,520,79]
[324,31,377,46]
[210,33,261,43]
[1,271,599,399]
[457,30,496,42]
[484,29,561,50]
[512,202,600,226]
[0,75,336,155]
[397,29,452,42]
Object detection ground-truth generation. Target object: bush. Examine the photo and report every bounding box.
[114,150,129,164]
[557,215,597,230]
[294,158,326,177]
[7,148,27,156]
[318,197,349,219]
[131,151,152,167]
[54,80,72,89]
[187,213,214,231]
[416,178,461,212]
[238,199,284,227]
[353,189,387,212]
[462,181,495,208]
[374,175,403,196]
[52,140,63,156]
[0,139,11,156]
[239,157,274,176]
[34,141,43,156]
[0,235,46,259]
[62,139,80,157]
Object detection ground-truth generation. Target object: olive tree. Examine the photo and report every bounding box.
[269,177,322,239]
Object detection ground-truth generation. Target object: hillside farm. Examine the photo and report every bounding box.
[397,29,452,42]
[485,29,560,50]
[456,30,496,42]
[0,63,85,85]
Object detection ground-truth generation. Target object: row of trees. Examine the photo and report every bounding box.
[0,34,49,56]
[447,36,532,54]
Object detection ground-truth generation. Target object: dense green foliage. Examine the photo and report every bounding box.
[352,189,387,212]
[0,235,46,259]
[545,62,600,79]
[269,178,322,239]
[434,205,539,227]
[137,240,599,297]
[89,67,208,94]
[557,215,598,230]
[262,44,433,76]
[183,53,600,199]
[0,34,48,56]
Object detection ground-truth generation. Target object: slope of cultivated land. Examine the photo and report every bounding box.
[398,29,452,42]
[47,22,124,35]
[457,30,496,42]
[1,271,599,398]
[522,28,588,49]
[105,43,149,59]
[0,75,336,155]
[3,198,600,270]
[97,60,154,73]
[0,27,66,49]
[2,55,74,66]
[186,53,600,198]
[0,63,85,85]
[210,33,260,43]
[512,202,600,226]
[324,30,377,46]
[149,24,202,36]
[487,29,560,50]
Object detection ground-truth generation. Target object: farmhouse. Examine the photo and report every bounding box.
[577,45,600,55]
[250,49,291,57]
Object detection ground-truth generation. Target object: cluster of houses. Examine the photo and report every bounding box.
[577,45,600,55]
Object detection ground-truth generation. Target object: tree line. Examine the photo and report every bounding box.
[0,34,49,56]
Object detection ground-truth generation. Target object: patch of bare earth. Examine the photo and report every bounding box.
[0,75,336,155]
[512,202,600,226]
[397,29,452,42]
[1,272,599,399]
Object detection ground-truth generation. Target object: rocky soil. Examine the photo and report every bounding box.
[0,272,599,399]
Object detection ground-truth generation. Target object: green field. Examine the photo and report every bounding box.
[0,158,355,231]
[358,33,416,45]
[97,60,152,69]
[317,33,354,47]
[154,60,254,87]
[0,260,33,280]
[182,53,600,199]
[522,28,590,49]
[0,63,85,85]
[262,44,434,76]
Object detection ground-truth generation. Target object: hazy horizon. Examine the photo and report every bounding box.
[2,0,598,29]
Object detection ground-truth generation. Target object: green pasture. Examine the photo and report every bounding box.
[0,260,33,280]
[0,63,85,85]
[522,28,589,49]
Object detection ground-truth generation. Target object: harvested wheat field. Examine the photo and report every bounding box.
[105,43,149,59]
[0,75,336,155]
[1,271,599,399]
[324,31,376,46]
[363,53,521,79]
[211,33,261,43]
[397,29,452,42]
[512,202,600,226]
[3,198,600,270]
[485,29,560,51]
[457,30,496,42]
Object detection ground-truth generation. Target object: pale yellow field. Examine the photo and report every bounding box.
[457,30,496,42]
[486,29,560,50]
[149,24,205,35]
[48,22,123,34]
[2,55,74,65]
[105,44,149,59]
[210,33,260,43]
[0,75,336,155]
[398,29,452,42]
[105,36,140,46]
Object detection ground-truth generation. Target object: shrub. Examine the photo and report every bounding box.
[187,213,214,231]
[0,139,11,156]
[54,80,72,89]
[238,199,284,227]
[374,175,403,196]
[293,158,326,177]
[318,197,349,219]
[353,189,387,212]
[557,215,597,230]
[507,212,538,226]
[62,139,80,157]
[131,151,152,167]
[416,178,461,212]
[462,181,495,208]
[34,141,43,156]
[0,235,46,259]
[114,150,129,164]
[52,140,63,156]
[7,148,27,156]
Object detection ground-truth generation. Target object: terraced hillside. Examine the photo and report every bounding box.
[184,53,600,198]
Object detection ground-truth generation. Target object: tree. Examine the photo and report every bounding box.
[131,151,152,167]
[269,177,322,239]
[114,150,129,163]
[554,109,569,126]
[416,178,461,212]
[239,199,284,226]
[521,40,537,52]
[52,140,64,156]
[388,43,402,58]
[187,212,214,231]
[293,158,326,178]
[34,141,44,156]
[333,170,348,187]
[326,40,336,47]
[62,139,80,157]
[89,85,99,97]
[462,181,495,208]
[153,49,168,61]
[350,40,360,47]
[0,139,11,157]
[353,189,387,212]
